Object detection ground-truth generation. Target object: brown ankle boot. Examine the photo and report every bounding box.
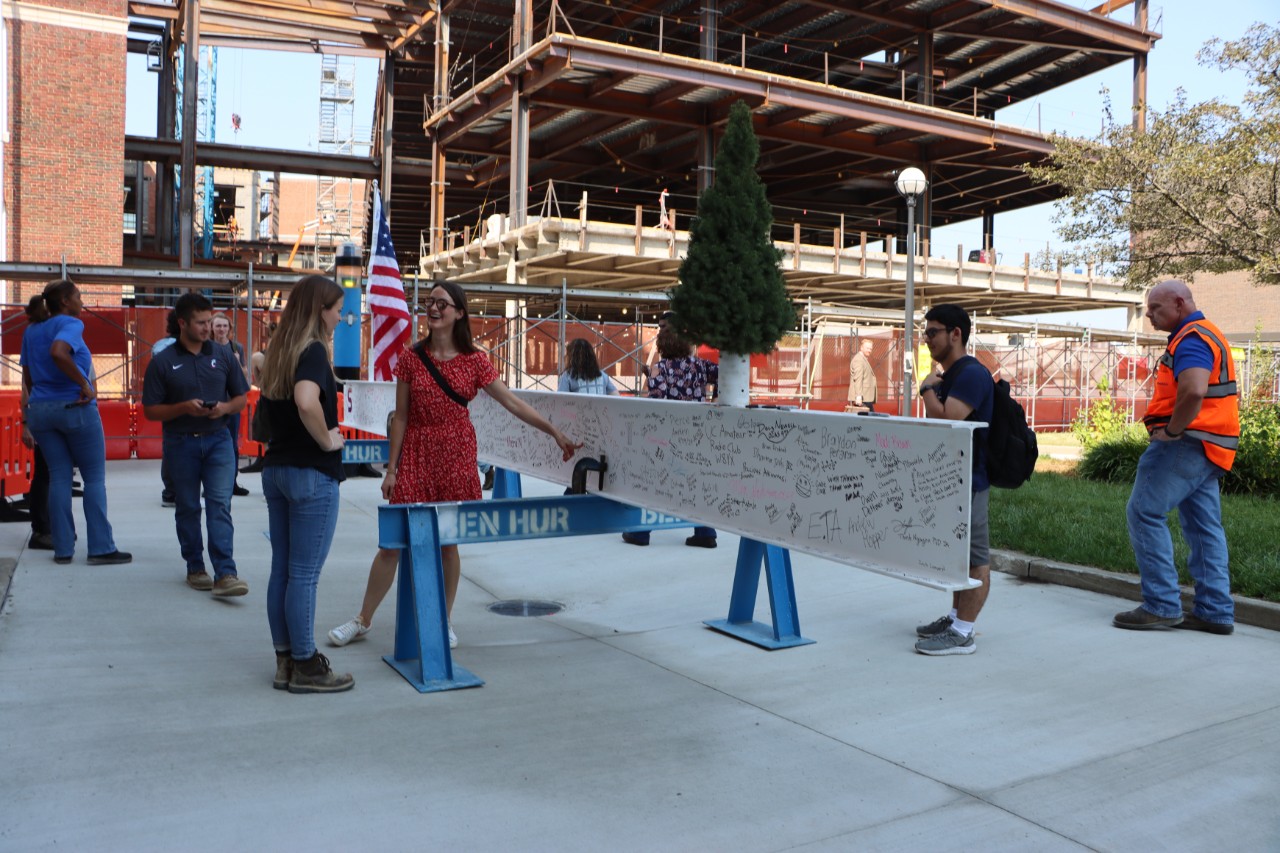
[273,652,292,691]
[288,652,354,694]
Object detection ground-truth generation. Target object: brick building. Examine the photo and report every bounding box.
[1185,272,1280,344]
[3,1,127,303]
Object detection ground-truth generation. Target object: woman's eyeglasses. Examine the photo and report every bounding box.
[425,297,456,312]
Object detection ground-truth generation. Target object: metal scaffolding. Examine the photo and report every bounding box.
[315,56,357,270]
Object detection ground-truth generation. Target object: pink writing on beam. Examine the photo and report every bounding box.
[875,433,911,450]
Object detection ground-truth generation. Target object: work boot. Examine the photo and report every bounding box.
[186,571,214,591]
[273,652,293,690]
[288,652,354,694]
[1172,613,1234,635]
[87,550,132,565]
[212,575,249,597]
[1113,607,1182,630]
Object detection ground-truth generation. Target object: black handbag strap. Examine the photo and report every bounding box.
[414,342,469,409]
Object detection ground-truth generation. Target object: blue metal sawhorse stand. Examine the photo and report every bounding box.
[704,538,814,650]
[378,470,812,693]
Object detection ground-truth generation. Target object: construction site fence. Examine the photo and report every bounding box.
[4,304,1278,503]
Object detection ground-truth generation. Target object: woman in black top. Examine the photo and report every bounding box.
[257,274,352,694]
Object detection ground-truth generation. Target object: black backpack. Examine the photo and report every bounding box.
[986,378,1038,488]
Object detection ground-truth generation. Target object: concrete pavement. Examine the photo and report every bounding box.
[1,460,1277,851]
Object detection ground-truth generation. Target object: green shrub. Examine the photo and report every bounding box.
[1077,431,1149,483]
[1079,404,1280,498]
[1223,402,1280,497]
[1075,336,1280,497]
[1070,378,1133,450]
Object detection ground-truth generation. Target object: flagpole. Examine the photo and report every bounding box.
[366,181,412,383]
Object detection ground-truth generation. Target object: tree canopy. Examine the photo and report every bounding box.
[1025,22,1280,287]
[670,100,795,354]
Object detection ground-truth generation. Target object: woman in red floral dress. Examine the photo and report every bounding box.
[328,281,579,650]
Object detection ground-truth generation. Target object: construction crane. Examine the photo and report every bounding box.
[286,219,321,269]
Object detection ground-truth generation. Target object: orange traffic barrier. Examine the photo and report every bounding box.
[98,400,134,461]
[134,405,164,460]
[0,393,34,501]
[240,389,265,460]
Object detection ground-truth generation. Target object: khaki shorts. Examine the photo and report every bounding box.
[970,487,990,568]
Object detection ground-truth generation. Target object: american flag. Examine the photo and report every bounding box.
[366,186,411,381]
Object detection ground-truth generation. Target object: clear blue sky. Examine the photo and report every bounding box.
[126,49,379,152]
[125,1,1273,326]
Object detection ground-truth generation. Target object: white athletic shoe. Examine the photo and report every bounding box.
[328,617,369,647]
[448,623,458,649]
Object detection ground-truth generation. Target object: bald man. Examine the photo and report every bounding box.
[1114,280,1240,635]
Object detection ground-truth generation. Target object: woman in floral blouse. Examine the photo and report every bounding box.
[646,325,717,402]
[622,324,719,548]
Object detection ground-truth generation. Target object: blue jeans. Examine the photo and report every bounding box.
[228,412,241,467]
[29,445,50,536]
[263,465,340,660]
[26,401,118,558]
[164,429,237,578]
[1127,439,1233,624]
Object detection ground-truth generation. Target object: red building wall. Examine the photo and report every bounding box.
[5,1,127,302]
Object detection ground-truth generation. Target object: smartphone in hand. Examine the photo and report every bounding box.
[201,401,218,409]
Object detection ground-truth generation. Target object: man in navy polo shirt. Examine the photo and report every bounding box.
[143,293,250,597]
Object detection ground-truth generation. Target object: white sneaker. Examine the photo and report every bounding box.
[448,623,458,649]
[328,617,369,647]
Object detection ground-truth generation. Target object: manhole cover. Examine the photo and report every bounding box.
[488,599,564,617]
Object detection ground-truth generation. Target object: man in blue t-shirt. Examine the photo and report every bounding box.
[914,304,994,656]
[142,293,250,597]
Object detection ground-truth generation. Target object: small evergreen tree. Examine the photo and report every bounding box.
[670,100,795,353]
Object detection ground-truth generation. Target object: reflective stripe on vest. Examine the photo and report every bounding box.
[1142,319,1240,471]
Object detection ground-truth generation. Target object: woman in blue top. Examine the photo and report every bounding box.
[21,280,130,565]
[557,338,619,395]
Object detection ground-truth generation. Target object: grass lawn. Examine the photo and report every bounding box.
[1034,431,1081,449]
[989,469,1280,603]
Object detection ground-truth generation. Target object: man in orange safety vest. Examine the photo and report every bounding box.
[1114,280,1240,635]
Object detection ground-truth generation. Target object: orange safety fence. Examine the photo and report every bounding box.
[240,389,265,460]
[100,400,134,461]
[0,392,279,501]
[135,406,164,460]
[0,390,34,500]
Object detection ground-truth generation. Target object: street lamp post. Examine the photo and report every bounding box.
[895,167,928,417]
